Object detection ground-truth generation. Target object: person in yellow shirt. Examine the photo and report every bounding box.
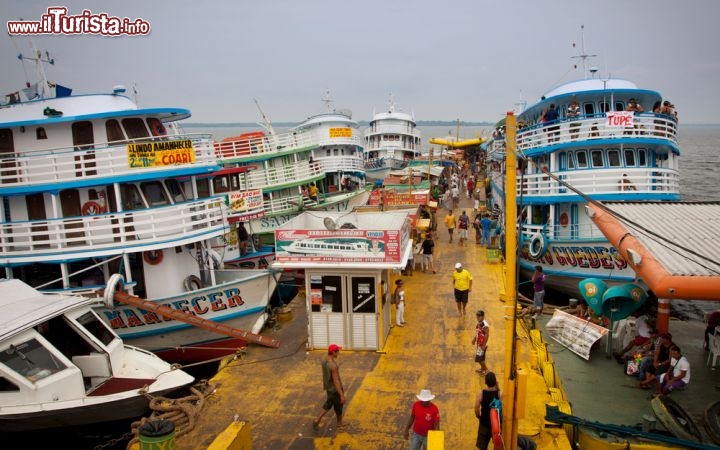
[444,209,456,243]
[308,183,319,203]
[452,262,472,315]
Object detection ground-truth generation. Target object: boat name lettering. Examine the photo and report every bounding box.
[606,111,634,128]
[127,140,196,168]
[329,127,352,138]
[521,243,627,270]
[259,215,293,229]
[102,288,244,329]
[366,231,384,238]
[308,230,364,237]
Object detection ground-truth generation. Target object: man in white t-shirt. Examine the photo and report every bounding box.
[657,345,690,394]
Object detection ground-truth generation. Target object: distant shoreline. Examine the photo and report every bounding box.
[183,121,496,128]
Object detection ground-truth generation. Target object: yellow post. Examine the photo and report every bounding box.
[502,112,520,450]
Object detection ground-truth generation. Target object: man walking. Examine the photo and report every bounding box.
[421,233,436,274]
[404,389,440,450]
[472,310,490,374]
[444,210,456,243]
[458,210,469,245]
[313,344,346,430]
[452,262,472,315]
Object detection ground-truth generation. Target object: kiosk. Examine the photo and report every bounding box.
[272,211,413,351]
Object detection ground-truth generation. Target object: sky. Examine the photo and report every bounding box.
[3,0,720,124]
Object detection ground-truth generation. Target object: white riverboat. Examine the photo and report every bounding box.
[364,95,423,181]
[0,46,279,365]
[487,39,680,297]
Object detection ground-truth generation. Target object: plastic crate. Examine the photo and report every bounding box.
[486,247,501,263]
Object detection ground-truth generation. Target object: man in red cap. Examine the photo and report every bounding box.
[313,344,346,430]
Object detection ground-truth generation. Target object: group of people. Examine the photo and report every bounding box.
[444,209,496,247]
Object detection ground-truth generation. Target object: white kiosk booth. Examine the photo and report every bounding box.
[272,211,414,351]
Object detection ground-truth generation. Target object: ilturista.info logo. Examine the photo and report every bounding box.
[7,7,150,36]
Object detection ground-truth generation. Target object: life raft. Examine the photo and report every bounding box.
[528,233,547,258]
[143,250,164,265]
[490,398,503,449]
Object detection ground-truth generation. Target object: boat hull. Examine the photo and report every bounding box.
[95,270,278,364]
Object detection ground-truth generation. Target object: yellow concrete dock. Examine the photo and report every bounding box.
[176,199,571,449]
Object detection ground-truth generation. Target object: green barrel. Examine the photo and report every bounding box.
[138,419,175,450]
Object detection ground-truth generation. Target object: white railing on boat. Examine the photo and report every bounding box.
[520,222,608,243]
[214,130,318,162]
[0,134,216,188]
[317,157,365,173]
[366,123,420,135]
[517,114,678,152]
[236,162,324,191]
[517,167,679,197]
[0,197,226,260]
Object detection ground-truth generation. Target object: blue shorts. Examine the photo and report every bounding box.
[533,290,545,309]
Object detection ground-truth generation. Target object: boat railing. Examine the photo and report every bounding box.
[298,128,364,148]
[518,167,679,198]
[0,197,226,259]
[263,196,302,216]
[365,123,421,135]
[236,161,324,191]
[318,157,365,173]
[0,134,216,189]
[516,113,678,151]
[214,130,318,162]
[520,221,608,243]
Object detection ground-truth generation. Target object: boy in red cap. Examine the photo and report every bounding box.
[313,344,346,430]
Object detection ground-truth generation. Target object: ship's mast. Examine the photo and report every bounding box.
[571,24,597,79]
[17,39,54,99]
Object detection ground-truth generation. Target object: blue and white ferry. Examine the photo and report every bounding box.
[487,49,679,297]
[0,47,278,365]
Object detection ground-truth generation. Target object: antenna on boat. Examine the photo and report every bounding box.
[514,90,527,115]
[17,38,54,99]
[322,89,334,112]
[571,24,597,79]
[387,93,396,113]
[253,98,276,136]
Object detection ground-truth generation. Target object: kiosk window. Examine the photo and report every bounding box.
[310,275,342,313]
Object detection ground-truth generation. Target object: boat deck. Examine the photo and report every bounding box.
[169,194,720,449]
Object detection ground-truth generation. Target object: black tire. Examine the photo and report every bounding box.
[651,395,703,443]
[705,400,720,446]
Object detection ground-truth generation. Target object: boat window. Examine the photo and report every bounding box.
[576,151,588,168]
[638,149,647,166]
[567,152,575,169]
[624,149,636,166]
[77,311,116,346]
[121,118,150,140]
[141,181,169,206]
[591,149,604,167]
[36,127,47,140]
[213,175,231,193]
[583,103,595,117]
[607,149,621,167]
[0,338,67,383]
[166,179,186,203]
[146,118,166,137]
[615,101,624,112]
[105,119,126,144]
[120,184,146,210]
[599,102,611,114]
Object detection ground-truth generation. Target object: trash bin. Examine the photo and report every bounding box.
[138,419,175,450]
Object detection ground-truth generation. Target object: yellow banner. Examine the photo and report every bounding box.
[127,140,196,168]
[329,127,352,138]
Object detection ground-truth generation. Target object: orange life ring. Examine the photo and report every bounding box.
[143,250,164,265]
[81,201,104,216]
[150,121,166,136]
[559,212,569,227]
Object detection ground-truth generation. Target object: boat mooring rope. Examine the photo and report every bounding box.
[125,379,217,450]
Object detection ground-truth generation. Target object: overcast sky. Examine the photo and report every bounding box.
[4,1,720,124]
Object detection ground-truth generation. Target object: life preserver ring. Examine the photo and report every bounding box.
[81,201,104,216]
[651,395,702,442]
[528,233,547,258]
[183,275,203,292]
[143,250,164,265]
[559,212,569,227]
[103,273,125,309]
[150,121,166,136]
[208,248,223,269]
